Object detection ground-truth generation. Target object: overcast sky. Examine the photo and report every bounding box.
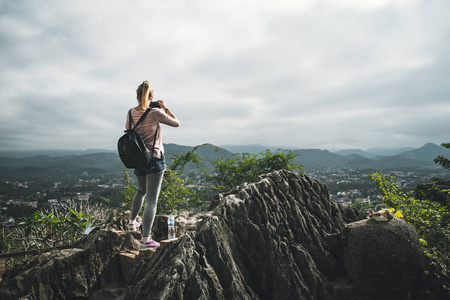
[0,0,449,152]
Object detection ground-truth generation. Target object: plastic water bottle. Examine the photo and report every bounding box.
[168,214,175,240]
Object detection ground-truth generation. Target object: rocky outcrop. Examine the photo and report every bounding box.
[337,217,427,299]
[0,225,138,299]
[125,170,435,300]
[1,170,447,299]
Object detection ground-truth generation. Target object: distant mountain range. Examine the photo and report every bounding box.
[222,143,450,171]
[0,143,449,180]
[333,147,416,158]
[292,143,450,171]
[220,145,417,157]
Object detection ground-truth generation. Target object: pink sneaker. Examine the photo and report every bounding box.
[128,220,140,231]
[140,239,160,249]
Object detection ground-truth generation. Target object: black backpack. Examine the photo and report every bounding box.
[118,108,158,168]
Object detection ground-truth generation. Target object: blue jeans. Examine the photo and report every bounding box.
[134,154,166,176]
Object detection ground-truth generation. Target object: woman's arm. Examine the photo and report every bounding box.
[157,101,176,118]
[156,100,180,127]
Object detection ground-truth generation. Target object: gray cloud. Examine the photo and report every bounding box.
[0,0,449,151]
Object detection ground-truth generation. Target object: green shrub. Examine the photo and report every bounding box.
[369,172,450,274]
[205,149,303,193]
[1,200,108,269]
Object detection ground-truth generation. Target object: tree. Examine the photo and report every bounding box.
[157,169,192,214]
[433,142,450,170]
[205,149,303,193]
[416,177,450,209]
[419,142,450,210]
[158,144,208,213]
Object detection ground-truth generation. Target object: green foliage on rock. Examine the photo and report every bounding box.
[369,171,450,274]
[350,199,371,211]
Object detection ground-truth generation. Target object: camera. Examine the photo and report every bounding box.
[150,101,160,108]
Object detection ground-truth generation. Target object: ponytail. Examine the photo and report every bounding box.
[136,80,153,109]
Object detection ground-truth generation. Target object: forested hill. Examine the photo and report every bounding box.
[0,143,449,180]
[291,143,449,171]
[0,144,233,180]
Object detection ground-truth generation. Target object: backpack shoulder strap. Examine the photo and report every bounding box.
[150,125,159,156]
[127,108,158,157]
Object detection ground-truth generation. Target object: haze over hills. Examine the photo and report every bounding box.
[333,147,416,158]
[219,144,297,154]
[223,145,417,158]
[331,143,449,165]
[0,144,233,180]
[0,149,117,159]
[333,145,434,159]
[0,143,449,179]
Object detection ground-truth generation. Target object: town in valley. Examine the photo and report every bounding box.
[2,165,448,226]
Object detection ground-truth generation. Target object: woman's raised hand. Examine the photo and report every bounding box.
[157,100,166,109]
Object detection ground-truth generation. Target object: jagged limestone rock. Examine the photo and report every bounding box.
[127,170,365,299]
[0,217,139,300]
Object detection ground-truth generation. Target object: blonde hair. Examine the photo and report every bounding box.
[136,81,153,109]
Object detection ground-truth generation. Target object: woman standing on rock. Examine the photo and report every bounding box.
[126,80,180,249]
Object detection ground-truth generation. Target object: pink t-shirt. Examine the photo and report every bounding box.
[126,108,180,158]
